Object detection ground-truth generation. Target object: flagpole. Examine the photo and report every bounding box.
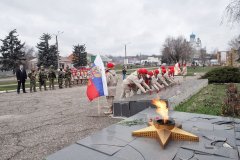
[97,97,100,115]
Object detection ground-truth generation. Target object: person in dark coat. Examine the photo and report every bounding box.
[16,65,27,94]
[122,66,127,80]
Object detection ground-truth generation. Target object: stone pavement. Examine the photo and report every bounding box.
[0,84,123,160]
[0,75,208,160]
[46,108,240,160]
[46,76,237,160]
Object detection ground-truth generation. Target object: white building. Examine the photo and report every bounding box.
[28,56,72,69]
[189,33,203,59]
[141,57,161,66]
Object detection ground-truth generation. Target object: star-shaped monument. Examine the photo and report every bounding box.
[132,120,199,148]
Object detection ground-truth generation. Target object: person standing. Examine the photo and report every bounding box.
[58,67,64,89]
[122,66,127,80]
[39,66,48,91]
[16,64,27,94]
[28,68,37,92]
[76,69,81,85]
[174,61,181,76]
[65,66,72,88]
[48,65,56,90]
[105,63,118,115]
[182,63,187,76]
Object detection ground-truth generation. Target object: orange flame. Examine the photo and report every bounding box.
[152,99,169,124]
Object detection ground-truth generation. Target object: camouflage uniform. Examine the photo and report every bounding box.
[39,66,48,91]
[28,69,37,92]
[65,66,72,88]
[58,68,64,89]
[48,65,56,90]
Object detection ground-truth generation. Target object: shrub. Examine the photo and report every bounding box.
[201,67,240,83]
[222,83,240,116]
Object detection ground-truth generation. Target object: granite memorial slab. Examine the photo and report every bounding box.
[46,108,240,160]
[46,144,109,160]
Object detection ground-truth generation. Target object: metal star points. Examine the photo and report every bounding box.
[132,121,199,148]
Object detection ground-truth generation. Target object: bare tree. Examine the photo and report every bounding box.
[228,35,240,61]
[199,48,207,65]
[161,36,193,64]
[23,45,36,69]
[223,0,240,24]
[228,35,240,49]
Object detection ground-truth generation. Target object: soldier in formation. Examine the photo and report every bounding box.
[48,65,56,90]
[28,68,37,92]
[58,67,64,89]
[65,66,72,88]
[23,65,93,94]
[39,66,48,91]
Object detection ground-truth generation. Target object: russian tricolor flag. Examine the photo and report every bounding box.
[86,55,108,101]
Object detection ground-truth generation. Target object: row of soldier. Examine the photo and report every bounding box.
[27,65,89,92]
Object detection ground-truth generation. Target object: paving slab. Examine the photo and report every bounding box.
[46,108,240,160]
[104,145,145,160]
[46,144,109,160]
[76,124,146,156]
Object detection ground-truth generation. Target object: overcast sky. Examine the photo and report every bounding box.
[0,0,239,57]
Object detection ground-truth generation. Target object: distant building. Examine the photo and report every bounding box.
[28,57,72,69]
[189,33,206,63]
[190,33,202,50]
[141,57,161,66]
[68,53,112,66]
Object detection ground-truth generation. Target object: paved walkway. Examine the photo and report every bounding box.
[0,75,203,160]
[47,108,240,160]
[0,85,123,160]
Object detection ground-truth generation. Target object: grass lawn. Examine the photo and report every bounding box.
[0,81,59,91]
[0,80,30,85]
[175,83,240,116]
[186,66,219,76]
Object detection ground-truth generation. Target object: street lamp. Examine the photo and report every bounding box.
[53,31,64,68]
[124,42,131,65]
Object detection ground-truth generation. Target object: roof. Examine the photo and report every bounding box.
[190,33,196,38]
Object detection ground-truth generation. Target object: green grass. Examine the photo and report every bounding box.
[0,81,59,91]
[0,80,30,85]
[186,66,219,76]
[0,66,221,89]
[175,83,240,116]
[115,64,143,70]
